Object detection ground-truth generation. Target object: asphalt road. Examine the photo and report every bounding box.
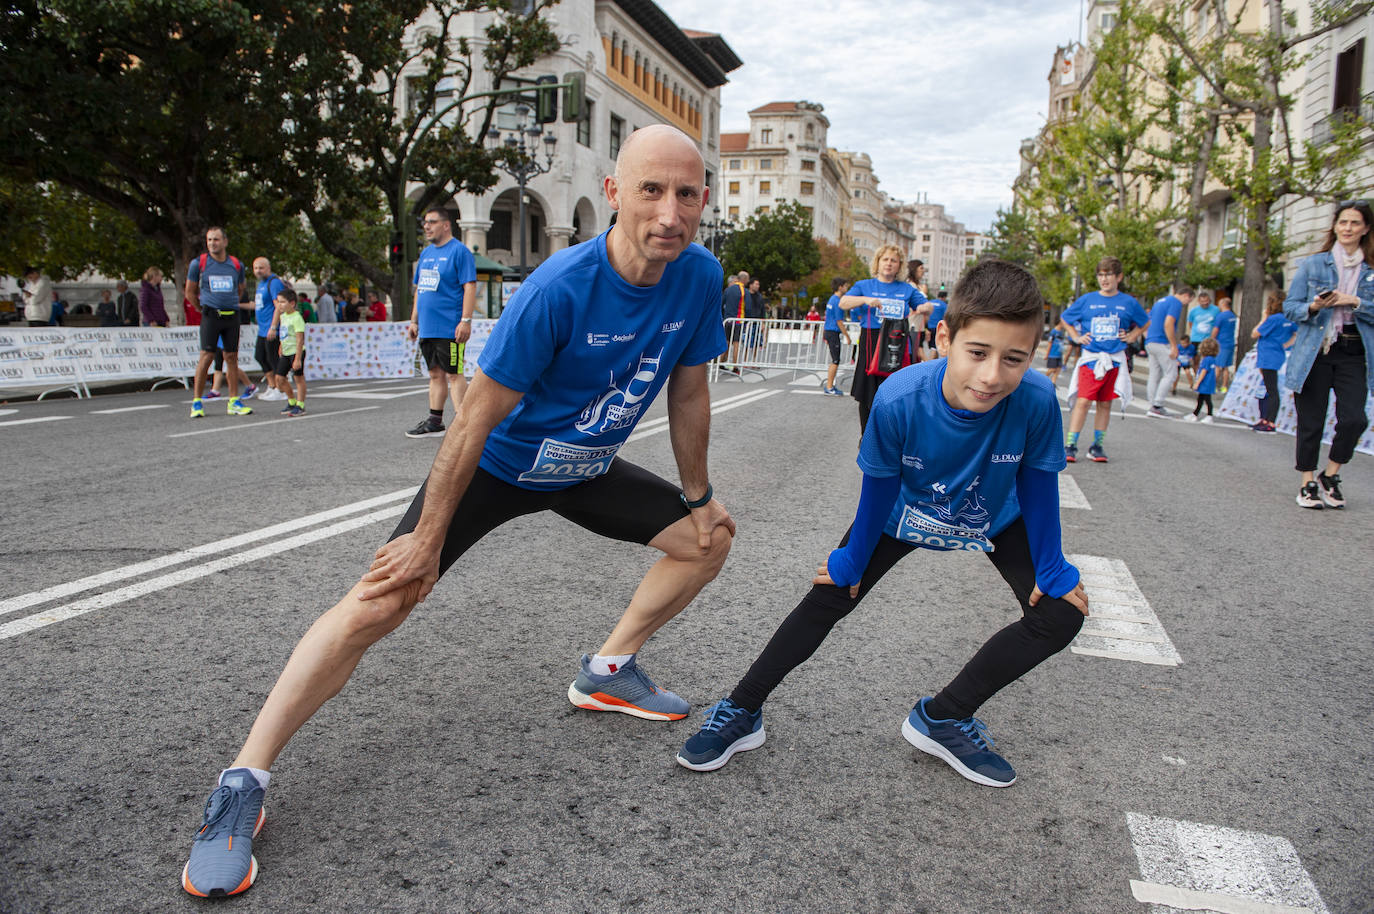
[1,368,1370,914]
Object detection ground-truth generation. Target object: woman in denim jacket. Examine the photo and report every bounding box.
[1282,200,1374,510]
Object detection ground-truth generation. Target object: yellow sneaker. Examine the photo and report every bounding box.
[227,398,253,416]
[189,398,205,419]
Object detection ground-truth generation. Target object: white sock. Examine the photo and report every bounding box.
[221,766,271,790]
[589,653,634,676]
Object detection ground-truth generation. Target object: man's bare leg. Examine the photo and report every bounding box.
[192,351,214,399]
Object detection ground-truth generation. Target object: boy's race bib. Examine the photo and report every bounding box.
[895,504,993,552]
[1090,315,1120,340]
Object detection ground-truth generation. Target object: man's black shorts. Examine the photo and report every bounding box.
[823,329,842,364]
[276,348,305,377]
[725,321,745,342]
[200,309,241,352]
[388,459,689,579]
[420,338,463,375]
[255,335,280,373]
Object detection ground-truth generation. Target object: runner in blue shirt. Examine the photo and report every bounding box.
[181,126,735,898]
[1250,291,1298,433]
[821,277,852,396]
[838,245,926,432]
[1186,291,1220,344]
[1057,256,1148,462]
[404,207,478,439]
[1144,286,1191,416]
[677,259,1089,787]
[184,226,251,418]
[248,257,286,399]
[1213,296,1238,391]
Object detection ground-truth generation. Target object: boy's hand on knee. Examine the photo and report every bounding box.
[814,562,860,599]
[1030,582,1090,616]
[359,533,440,603]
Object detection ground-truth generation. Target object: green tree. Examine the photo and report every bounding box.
[0,179,164,281]
[786,238,868,307]
[720,201,821,296]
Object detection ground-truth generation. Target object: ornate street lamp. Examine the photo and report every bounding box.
[486,104,557,279]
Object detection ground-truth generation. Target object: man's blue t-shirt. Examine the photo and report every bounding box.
[1046,328,1065,360]
[413,238,478,340]
[477,231,727,489]
[1062,291,1147,354]
[857,360,1065,549]
[926,299,948,331]
[1188,304,1221,342]
[847,279,925,329]
[255,275,286,337]
[1145,295,1183,345]
[1255,314,1296,370]
[186,254,245,313]
[1214,309,1237,349]
[824,294,844,332]
[1195,356,1218,395]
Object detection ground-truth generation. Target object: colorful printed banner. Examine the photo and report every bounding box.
[1217,348,1374,456]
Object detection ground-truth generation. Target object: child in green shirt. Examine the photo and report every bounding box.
[270,290,307,416]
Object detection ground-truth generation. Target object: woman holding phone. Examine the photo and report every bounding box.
[1282,200,1374,509]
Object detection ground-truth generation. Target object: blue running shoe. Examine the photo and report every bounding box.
[182,768,266,897]
[567,654,689,720]
[1064,444,1077,463]
[676,697,765,771]
[901,698,1017,787]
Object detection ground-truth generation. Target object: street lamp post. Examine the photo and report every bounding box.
[486,104,557,280]
[700,206,732,258]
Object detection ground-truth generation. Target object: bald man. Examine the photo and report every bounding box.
[182,125,733,897]
[247,257,287,398]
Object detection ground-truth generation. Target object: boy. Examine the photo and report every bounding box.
[1057,256,1147,462]
[677,259,1089,786]
[1043,326,1065,383]
[822,277,852,395]
[1173,339,1196,396]
[270,290,307,416]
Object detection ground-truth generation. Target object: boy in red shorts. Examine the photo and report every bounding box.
[1057,256,1148,462]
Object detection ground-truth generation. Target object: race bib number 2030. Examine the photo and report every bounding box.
[518,438,620,484]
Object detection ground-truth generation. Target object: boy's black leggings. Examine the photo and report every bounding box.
[729,518,1085,721]
[1193,393,1213,416]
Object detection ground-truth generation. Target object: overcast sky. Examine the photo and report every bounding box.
[654,0,1087,232]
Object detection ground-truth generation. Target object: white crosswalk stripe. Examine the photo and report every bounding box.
[1067,554,1180,665]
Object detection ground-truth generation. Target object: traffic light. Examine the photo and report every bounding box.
[535,74,558,123]
[938,283,947,297]
[389,232,403,270]
[561,71,586,123]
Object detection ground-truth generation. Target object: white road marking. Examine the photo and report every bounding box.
[626,389,778,442]
[90,404,170,414]
[1067,554,1180,665]
[0,504,410,641]
[789,389,830,396]
[0,487,419,618]
[311,388,429,400]
[1059,474,1091,510]
[0,416,72,428]
[1127,813,1328,914]
[0,408,18,417]
[166,405,379,438]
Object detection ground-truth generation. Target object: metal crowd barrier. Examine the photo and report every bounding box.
[711,317,861,384]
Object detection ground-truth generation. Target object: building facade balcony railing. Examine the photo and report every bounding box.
[1311,93,1374,145]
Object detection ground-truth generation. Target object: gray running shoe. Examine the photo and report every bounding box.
[182,768,266,897]
[405,418,445,438]
[567,654,689,720]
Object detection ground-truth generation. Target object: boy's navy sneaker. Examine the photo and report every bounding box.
[902,697,1016,787]
[567,654,689,720]
[1064,444,1077,463]
[676,698,766,771]
[182,768,266,897]
[1088,443,1108,462]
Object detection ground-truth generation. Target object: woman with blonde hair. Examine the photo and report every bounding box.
[838,244,926,431]
[139,266,169,327]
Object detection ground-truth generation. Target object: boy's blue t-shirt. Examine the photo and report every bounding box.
[254,275,286,337]
[823,294,844,332]
[1214,309,1237,348]
[1195,356,1218,395]
[1177,342,1196,366]
[1188,304,1221,342]
[857,360,1065,549]
[1255,313,1297,370]
[1061,291,1146,354]
[1145,295,1183,345]
[847,279,925,329]
[186,254,245,313]
[413,238,478,339]
[1046,328,1064,359]
[477,232,726,489]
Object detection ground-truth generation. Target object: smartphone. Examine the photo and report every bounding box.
[1316,290,1336,304]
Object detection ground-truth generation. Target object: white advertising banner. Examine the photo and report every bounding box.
[0,320,500,390]
[1217,348,1374,456]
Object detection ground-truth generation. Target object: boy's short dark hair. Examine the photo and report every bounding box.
[830,277,849,292]
[944,259,1045,343]
[1097,256,1123,276]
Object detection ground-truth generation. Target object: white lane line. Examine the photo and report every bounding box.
[1067,554,1180,665]
[1059,474,1090,510]
[167,405,378,438]
[0,487,419,619]
[0,408,18,417]
[311,388,429,400]
[626,389,781,443]
[1127,813,1328,914]
[0,416,73,427]
[0,504,409,642]
[789,389,830,396]
[91,404,170,414]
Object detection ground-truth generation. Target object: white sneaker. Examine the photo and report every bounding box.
[1183,413,1198,423]
[259,389,284,401]
[1200,415,1214,424]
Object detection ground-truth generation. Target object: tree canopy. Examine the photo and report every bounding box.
[720,200,822,296]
